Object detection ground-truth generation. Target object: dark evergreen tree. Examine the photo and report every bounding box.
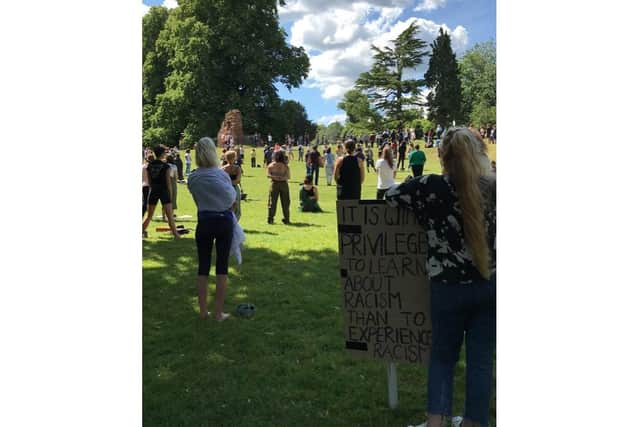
[424,28,462,127]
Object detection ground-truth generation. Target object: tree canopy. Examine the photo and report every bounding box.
[355,22,429,130]
[142,0,311,147]
[459,41,496,127]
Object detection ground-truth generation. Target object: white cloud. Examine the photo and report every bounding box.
[414,0,448,12]
[162,0,178,9]
[317,113,347,125]
[142,0,177,16]
[294,11,468,100]
[279,0,413,22]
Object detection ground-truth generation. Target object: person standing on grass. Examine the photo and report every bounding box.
[173,147,184,183]
[375,146,396,200]
[397,139,407,170]
[307,145,321,186]
[299,175,322,212]
[266,150,291,225]
[388,128,496,427]
[142,154,153,217]
[250,148,256,168]
[142,145,180,239]
[364,144,375,173]
[334,139,364,200]
[222,150,242,221]
[408,143,427,177]
[185,149,192,176]
[298,144,304,161]
[323,147,336,186]
[187,137,237,322]
[166,155,179,218]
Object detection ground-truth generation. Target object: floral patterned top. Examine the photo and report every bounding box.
[385,174,496,284]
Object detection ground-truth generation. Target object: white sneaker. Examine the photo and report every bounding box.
[450,416,491,427]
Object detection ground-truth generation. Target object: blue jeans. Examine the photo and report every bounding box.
[427,275,496,426]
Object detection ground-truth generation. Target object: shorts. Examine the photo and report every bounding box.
[148,188,171,206]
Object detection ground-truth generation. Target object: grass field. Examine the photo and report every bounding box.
[143,142,497,426]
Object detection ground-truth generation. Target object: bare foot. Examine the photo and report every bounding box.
[216,313,231,322]
[173,232,182,239]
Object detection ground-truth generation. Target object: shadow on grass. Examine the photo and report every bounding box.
[143,236,495,426]
[283,222,322,228]
[143,239,358,426]
[243,228,277,235]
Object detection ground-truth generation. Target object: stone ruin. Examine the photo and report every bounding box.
[216,109,244,146]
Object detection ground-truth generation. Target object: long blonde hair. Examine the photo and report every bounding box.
[195,137,219,168]
[440,128,490,279]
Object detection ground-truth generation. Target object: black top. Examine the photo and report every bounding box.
[398,142,407,154]
[309,150,320,165]
[337,155,361,200]
[302,187,314,198]
[385,174,496,285]
[146,160,169,190]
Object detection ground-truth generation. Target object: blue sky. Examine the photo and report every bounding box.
[143,0,495,124]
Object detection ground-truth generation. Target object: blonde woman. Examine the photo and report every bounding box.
[187,137,237,321]
[387,128,496,427]
[222,150,242,221]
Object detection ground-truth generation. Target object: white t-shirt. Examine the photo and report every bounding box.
[376,158,396,189]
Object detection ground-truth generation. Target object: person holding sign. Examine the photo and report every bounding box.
[187,137,237,322]
[375,146,396,200]
[386,128,496,427]
[334,139,365,200]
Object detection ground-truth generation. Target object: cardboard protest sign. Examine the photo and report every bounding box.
[337,200,431,364]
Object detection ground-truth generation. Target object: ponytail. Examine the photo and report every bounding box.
[441,129,490,279]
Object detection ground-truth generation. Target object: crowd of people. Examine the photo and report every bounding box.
[142,124,496,427]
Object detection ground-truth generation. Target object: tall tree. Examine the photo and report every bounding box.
[459,41,496,125]
[324,121,344,143]
[338,89,382,133]
[142,0,310,146]
[356,21,429,130]
[424,27,462,127]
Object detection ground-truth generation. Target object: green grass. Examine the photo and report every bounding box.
[143,143,497,426]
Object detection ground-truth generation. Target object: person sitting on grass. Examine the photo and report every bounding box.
[299,175,322,212]
[142,145,180,239]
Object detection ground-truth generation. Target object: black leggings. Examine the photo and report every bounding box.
[376,188,389,200]
[142,186,150,217]
[196,213,234,276]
